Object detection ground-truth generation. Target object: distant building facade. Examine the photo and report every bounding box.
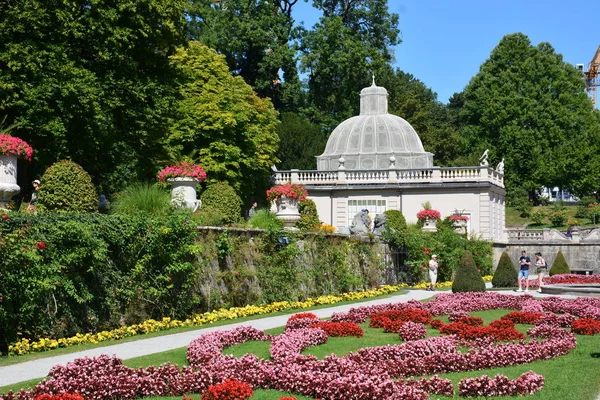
[272,80,506,240]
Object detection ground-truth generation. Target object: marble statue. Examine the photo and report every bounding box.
[350,211,371,234]
[496,158,504,173]
[372,213,387,235]
[479,149,489,166]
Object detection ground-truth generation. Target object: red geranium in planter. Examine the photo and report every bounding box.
[266,183,307,202]
[0,133,33,161]
[416,209,441,220]
[157,161,207,182]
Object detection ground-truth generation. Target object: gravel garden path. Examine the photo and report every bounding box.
[0,283,580,388]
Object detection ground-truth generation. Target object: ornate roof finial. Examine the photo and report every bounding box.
[372,73,376,86]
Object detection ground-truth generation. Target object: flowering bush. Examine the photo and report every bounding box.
[309,321,364,337]
[458,371,544,397]
[571,318,600,335]
[398,321,427,341]
[0,133,33,161]
[266,183,308,202]
[157,161,207,182]
[448,214,469,221]
[35,395,84,400]
[416,209,441,220]
[201,379,253,400]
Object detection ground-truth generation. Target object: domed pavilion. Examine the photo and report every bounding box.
[272,80,506,240]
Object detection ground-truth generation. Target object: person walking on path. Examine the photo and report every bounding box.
[428,254,439,291]
[517,250,531,292]
[534,252,548,293]
[247,202,258,220]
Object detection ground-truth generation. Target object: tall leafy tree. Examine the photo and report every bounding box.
[301,0,400,127]
[276,112,327,170]
[458,33,600,198]
[0,0,188,194]
[167,41,280,197]
[187,0,304,111]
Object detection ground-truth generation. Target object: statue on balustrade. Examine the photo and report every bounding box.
[372,214,387,235]
[350,210,372,234]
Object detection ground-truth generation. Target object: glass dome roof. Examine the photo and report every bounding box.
[316,80,433,170]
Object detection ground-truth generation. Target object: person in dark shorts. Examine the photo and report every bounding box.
[517,250,531,293]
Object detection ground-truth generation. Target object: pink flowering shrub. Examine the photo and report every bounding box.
[458,371,544,397]
[35,395,84,400]
[157,162,207,182]
[448,310,469,322]
[398,322,427,341]
[0,133,33,161]
[265,184,308,202]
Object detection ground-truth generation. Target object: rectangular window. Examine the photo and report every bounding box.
[348,200,387,226]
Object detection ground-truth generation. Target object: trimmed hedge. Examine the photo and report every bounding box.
[199,181,242,225]
[452,251,486,293]
[492,252,518,288]
[296,199,320,231]
[37,160,97,213]
[549,250,570,276]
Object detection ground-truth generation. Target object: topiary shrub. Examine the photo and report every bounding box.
[199,181,242,225]
[295,199,320,231]
[37,160,97,213]
[452,251,486,293]
[492,252,518,288]
[381,210,407,248]
[549,250,570,276]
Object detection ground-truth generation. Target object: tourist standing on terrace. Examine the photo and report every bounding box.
[428,254,438,291]
[534,252,547,293]
[517,250,531,293]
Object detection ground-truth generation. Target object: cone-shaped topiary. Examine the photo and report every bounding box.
[452,251,486,293]
[381,210,408,248]
[37,160,97,212]
[199,181,242,225]
[295,198,320,231]
[492,252,518,288]
[549,250,570,276]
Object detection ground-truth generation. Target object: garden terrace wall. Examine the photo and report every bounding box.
[0,213,388,352]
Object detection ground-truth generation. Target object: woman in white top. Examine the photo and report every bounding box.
[534,252,547,293]
[428,254,438,291]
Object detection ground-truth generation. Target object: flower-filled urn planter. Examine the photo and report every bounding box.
[0,134,34,208]
[449,214,469,234]
[158,162,207,212]
[266,183,308,228]
[417,209,441,233]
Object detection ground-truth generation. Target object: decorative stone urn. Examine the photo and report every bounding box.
[167,177,201,212]
[452,219,468,234]
[275,195,301,228]
[421,217,438,232]
[0,155,20,208]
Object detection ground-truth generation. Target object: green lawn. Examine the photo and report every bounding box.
[506,205,596,229]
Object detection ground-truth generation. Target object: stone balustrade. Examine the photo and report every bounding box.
[272,166,504,188]
[506,227,600,243]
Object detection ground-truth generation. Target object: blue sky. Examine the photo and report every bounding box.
[294,0,598,103]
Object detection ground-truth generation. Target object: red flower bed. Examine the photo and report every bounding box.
[439,322,524,342]
[35,395,84,400]
[202,379,252,400]
[288,312,318,321]
[571,318,600,335]
[429,319,444,329]
[489,319,515,330]
[309,321,363,338]
[458,316,484,326]
[544,274,600,285]
[501,311,543,325]
[370,309,432,330]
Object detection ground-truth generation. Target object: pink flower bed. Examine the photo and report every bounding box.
[5,292,600,400]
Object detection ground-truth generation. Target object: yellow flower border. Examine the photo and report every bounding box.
[7,277,492,356]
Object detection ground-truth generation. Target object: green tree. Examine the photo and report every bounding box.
[458,33,600,198]
[300,0,400,127]
[276,112,328,170]
[167,42,280,196]
[187,0,304,112]
[0,0,188,194]
[452,251,486,293]
[492,252,518,288]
